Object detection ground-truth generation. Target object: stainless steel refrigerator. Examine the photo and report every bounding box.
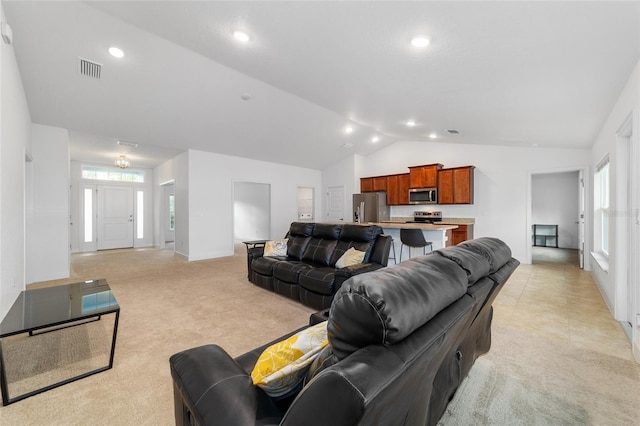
[352,192,390,223]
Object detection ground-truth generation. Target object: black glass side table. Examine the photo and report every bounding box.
[0,279,120,405]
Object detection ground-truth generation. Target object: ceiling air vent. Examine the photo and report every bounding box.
[78,57,102,79]
[446,129,460,135]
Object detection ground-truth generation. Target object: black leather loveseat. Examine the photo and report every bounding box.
[247,222,392,310]
[170,237,519,426]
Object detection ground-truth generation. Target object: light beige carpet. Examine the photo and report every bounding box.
[0,246,638,425]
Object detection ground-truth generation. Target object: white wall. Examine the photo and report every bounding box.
[185,149,321,261]
[0,5,31,319]
[321,154,357,222]
[234,182,270,240]
[589,59,640,361]
[352,141,590,263]
[532,172,580,249]
[173,152,189,257]
[26,124,69,283]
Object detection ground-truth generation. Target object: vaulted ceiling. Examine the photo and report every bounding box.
[3,1,639,170]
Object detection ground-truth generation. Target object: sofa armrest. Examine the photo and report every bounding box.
[336,262,384,277]
[248,246,265,260]
[333,262,384,292]
[170,344,283,426]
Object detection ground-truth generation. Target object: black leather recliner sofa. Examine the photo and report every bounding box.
[247,222,392,310]
[170,237,520,426]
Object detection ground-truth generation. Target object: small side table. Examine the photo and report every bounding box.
[0,279,120,405]
[242,240,268,280]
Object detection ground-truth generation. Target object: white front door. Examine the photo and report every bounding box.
[97,185,134,250]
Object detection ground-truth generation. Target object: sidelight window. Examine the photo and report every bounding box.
[594,156,610,256]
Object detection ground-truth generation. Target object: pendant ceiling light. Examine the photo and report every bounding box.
[115,155,130,169]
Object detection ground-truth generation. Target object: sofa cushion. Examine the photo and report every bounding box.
[312,223,342,240]
[458,237,512,274]
[433,246,491,285]
[335,248,365,268]
[252,256,284,276]
[300,224,342,266]
[328,254,468,360]
[274,261,314,283]
[298,268,338,295]
[340,224,382,242]
[264,239,288,257]
[286,222,315,260]
[302,239,338,266]
[251,321,328,398]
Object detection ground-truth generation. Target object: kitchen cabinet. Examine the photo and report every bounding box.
[451,224,474,245]
[438,166,474,204]
[386,173,410,205]
[373,176,387,192]
[386,175,399,205]
[398,174,410,205]
[409,164,443,188]
[360,177,374,192]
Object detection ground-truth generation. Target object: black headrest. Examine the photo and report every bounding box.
[312,223,342,240]
[340,224,382,242]
[457,237,512,273]
[432,246,491,286]
[289,222,315,237]
[328,255,467,360]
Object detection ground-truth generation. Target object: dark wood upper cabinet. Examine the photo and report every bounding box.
[409,164,443,188]
[386,175,399,205]
[361,164,473,205]
[385,173,410,205]
[438,166,475,204]
[398,173,410,205]
[372,176,387,192]
[360,177,374,192]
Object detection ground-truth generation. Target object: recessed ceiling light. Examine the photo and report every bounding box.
[233,30,250,43]
[428,133,437,139]
[371,136,380,143]
[406,120,416,127]
[410,36,430,48]
[108,46,124,58]
[344,126,354,134]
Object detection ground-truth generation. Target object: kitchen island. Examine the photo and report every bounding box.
[376,221,458,261]
[322,221,458,262]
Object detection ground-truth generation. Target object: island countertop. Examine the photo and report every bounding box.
[376,221,459,231]
[318,221,459,231]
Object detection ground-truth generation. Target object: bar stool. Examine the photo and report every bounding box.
[399,228,433,262]
[385,235,397,264]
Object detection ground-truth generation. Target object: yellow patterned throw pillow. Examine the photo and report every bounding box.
[335,247,365,268]
[263,238,288,257]
[251,321,328,397]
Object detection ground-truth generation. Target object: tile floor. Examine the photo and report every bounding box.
[493,247,635,362]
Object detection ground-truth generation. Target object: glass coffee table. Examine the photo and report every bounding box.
[0,279,120,405]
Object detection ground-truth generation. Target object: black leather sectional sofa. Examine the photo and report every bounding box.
[246,222,392,310]
[170,237,519,425]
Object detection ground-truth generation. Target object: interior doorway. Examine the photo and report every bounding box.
[527,169,588,269]
[530,171,582,267]
[160,181,175,251]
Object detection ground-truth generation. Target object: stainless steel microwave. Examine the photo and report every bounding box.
[409,188,438,204]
